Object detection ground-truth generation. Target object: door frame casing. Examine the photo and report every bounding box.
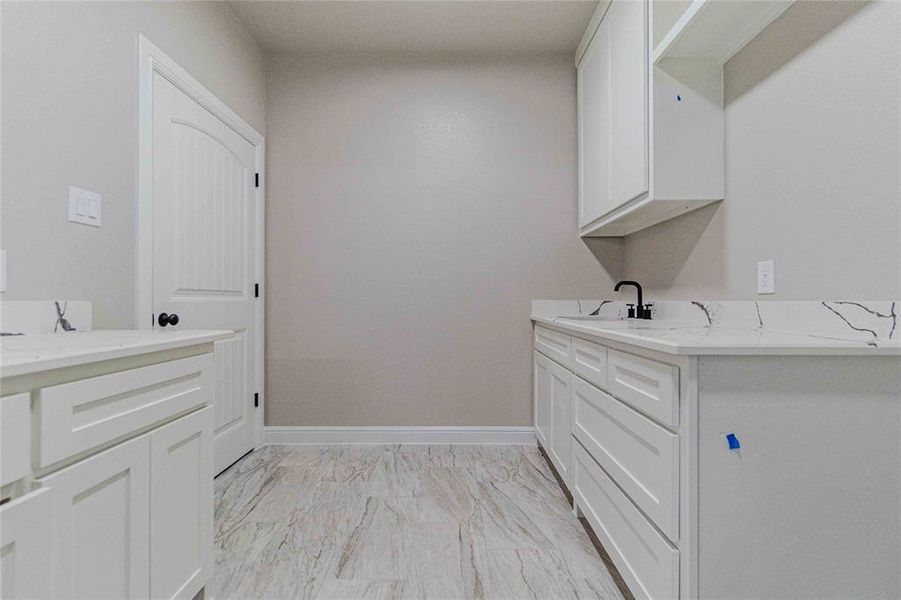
[136,34,265,449]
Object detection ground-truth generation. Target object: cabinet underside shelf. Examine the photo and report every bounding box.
[580,196,722,237]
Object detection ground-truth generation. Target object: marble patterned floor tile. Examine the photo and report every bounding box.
[480,548,597,599]
[402,523,467,600]
[335,496,415,580]
[211,444,626,600]
[316,578,406,600]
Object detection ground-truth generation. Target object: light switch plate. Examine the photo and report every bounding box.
[68,186,102,227]
[757,259,775,294]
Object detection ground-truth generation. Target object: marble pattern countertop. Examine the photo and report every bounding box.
[0,329,234,378]
[531,299,901,356]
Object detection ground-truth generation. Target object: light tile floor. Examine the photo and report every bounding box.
[211,445,628,600]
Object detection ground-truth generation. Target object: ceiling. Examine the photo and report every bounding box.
[228,1,599,55]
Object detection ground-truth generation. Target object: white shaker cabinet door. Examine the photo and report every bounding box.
[533,351,552,448]
[548,360,573,485]
[608,0,648,206]
[0,488,53,599]
[578,11,612,226]
[578,0,649,226]
[150,408,214,600]
[0,393,31,487]
[41,434,151,600]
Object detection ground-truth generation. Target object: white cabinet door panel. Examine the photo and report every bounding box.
[150,408,213,600]
[578,13,612,226]
[548,360,573,484]
[0,488,53,599]
[533,351,552,448]
[0,393,31,487]
[578,0,650,226]
[41,435,151,600]
[608,0,649,206]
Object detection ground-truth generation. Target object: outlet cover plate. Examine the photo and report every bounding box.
[757,259,775,294]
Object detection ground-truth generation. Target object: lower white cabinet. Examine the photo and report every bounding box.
[1,344,218,600]
[534,323,901,599]
[0,488,54,599]
[534,325,683,599]
[150,407,214,600]
[42,434,152,600]
[37,407,214,600]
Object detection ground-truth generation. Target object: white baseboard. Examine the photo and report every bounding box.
[264,426,536,446]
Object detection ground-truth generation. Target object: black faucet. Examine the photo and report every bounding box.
[614,280,653,319]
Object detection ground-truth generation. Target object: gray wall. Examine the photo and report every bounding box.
[1,1,266,328]
[622,0,900,300]
[265,54,619,426]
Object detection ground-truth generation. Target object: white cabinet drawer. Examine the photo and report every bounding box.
[534,326,572,368]
[573,441,679,600]
[573,377,679,540]
[1,393,31,487]
[572,337,607,390]
[36,353,213,469]
[607,349,679,428]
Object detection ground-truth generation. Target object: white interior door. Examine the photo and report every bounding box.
[151,71,258,474]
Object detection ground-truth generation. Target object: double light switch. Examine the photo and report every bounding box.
[68,186,102,227]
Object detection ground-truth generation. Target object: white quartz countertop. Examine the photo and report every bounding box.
[532,316,901,356]
[1,329,234,378]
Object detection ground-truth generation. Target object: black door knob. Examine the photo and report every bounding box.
[158,312,179,327]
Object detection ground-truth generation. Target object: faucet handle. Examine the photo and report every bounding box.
[642,303,654,320]
[626,303,636,319]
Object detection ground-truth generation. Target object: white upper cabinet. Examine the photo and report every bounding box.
[577,0,792,237]
[576,0,724,237]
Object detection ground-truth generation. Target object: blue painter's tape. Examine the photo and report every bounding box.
[726,433,740,450]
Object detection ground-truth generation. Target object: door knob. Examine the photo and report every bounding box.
[157,312,179,327]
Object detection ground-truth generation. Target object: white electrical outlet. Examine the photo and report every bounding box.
[757,259,775,294]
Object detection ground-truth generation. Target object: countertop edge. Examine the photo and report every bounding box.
[531,317,901,357]
[1,330,235,379]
